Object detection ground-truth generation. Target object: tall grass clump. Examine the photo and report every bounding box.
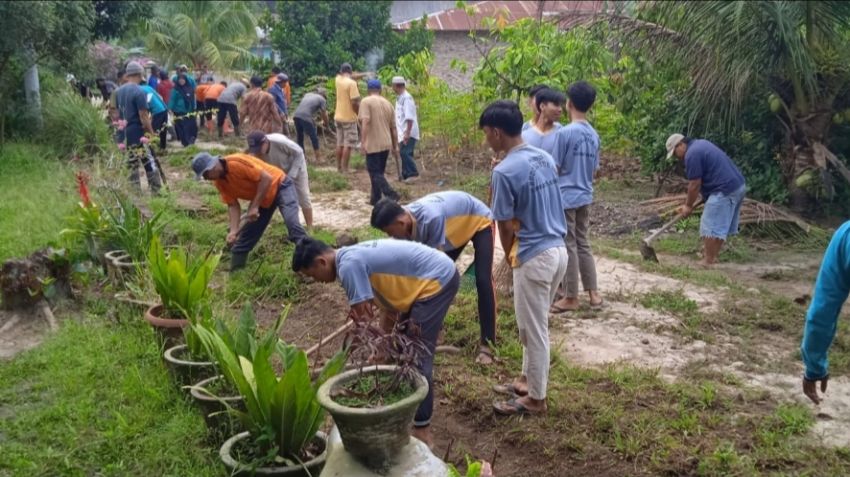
[42,90,112,157]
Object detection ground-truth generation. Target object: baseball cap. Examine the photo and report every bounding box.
[276,73,289,83]
[665,133,685,159]
[191,152,220,179]
[125,61,144,76]
[246,131,268,155]
[391,76,406,85]
[366,79,381,90]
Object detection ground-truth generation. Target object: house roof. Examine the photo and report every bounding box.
[393,0,606,31]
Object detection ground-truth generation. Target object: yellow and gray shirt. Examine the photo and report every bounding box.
[407,191,492,252]
[336,239,457,313]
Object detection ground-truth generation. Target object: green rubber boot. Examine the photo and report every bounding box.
[230,252,249,272]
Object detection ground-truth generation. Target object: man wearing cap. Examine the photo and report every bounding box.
[335,63,361,173]
[268,73,289,134]
[359,79,400,205]
[192,151,307,270]
[667,134,747,266]
[115,61,161,194]
[217,79,248,138]
[246,131,313,229]
[391,76,420,183]
[241,76,282,135]
[293,87,330,163]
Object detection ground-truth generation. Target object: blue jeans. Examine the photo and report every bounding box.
[400,138,419,179]
[231,177,307,254]
[700,184,746,240]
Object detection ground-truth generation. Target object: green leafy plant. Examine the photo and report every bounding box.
[60,203,112,261]
[42,89,112,157]
[103,194,166,263]
[194,304,346,466]
[448,456,490,477]
[146,235,220,321]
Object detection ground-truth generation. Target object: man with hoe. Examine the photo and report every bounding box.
[293,87,330,163]
[115,60,162,194]
[371,190,498,365]
[246,131,313,229]
[667,133,747,266]
[241,76,283,135]
[191,151,306,271]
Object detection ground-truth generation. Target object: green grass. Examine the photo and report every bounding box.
[307,166,350,193]
[0,143,79,261]
[452,172,490,202]
[0,303,220,476]
[437,290,850,475]
[349,152,366,170]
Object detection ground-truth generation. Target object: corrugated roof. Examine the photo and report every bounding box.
[394,1,606,31]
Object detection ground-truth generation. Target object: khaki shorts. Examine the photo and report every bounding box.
[335,120,359,148]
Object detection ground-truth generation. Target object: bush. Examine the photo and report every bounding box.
[42,89,112,158]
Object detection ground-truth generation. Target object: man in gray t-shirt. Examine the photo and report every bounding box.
[293,89,330,162]
[217,80,247,137]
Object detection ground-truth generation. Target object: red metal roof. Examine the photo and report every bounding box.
[394,1,606,31]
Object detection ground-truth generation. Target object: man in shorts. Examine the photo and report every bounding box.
[334,63,361,173]
[668,134,747,266]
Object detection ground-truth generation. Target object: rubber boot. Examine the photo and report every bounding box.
[217,125,224,138]
[234,125,241,138]
[230,252,248,272]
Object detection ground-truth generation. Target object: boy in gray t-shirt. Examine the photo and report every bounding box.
[293,89,330,162]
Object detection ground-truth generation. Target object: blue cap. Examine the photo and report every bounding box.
[191,152,220,179]
[366,79,381,90]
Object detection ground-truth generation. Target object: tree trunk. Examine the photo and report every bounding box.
[23,45,42,130]
[787,109,833,214]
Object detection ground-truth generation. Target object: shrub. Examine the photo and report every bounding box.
[42,89,112,158]
[146,236,220,320]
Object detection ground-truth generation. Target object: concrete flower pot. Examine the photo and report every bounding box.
[104,249,138,288]
[190,375,244,436]
[144,304,188,347]
[219,431,328,477]
[163,343,215,388]
[316,365,428,470]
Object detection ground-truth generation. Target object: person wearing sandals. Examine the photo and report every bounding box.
[371,191,498,365]
[292,237,460,448]
[548,81,604,313]
[481,100,568,416]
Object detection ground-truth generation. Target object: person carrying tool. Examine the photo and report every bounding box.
[192,152,307,271]
[246,131,313,229]
[800,221,850,404]
[481,100,568,416]
[370,191,497,365]
[115,61,162,194]
[292,236,461,448]
[667,133,747,266]
[293,87,330,163]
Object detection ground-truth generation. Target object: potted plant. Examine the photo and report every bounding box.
[102,194,165,287]
[194,306,346,477]
[316,321,430,471]
[59,172,114,268]
[146,235,220,385]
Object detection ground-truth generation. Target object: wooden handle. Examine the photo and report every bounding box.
[305,322,354,357]
[644,199,704,243]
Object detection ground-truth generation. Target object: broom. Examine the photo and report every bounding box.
[487,173,513,296]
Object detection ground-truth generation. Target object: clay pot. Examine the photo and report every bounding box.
[219,431,328,477]
[144,304,188,347]
[104,249,138,288]
[163,343,215,388]
[316,365,428,470]
[190,375,244,436]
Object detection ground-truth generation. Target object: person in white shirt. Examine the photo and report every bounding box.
[246,131,313,228]
[392,76,420,183]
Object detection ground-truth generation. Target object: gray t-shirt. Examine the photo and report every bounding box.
[264,133,305,179]
[217,82,247,105]
[293,93,327,122]
[115,83,148,144]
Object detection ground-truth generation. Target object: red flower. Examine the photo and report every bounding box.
[76,171,91,207]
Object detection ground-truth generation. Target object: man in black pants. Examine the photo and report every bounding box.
[358,79,400,204]
[372,191,498,364]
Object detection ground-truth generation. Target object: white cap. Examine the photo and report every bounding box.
[66,74,76,82]
[666,133,685,159]
[391,76,406,85]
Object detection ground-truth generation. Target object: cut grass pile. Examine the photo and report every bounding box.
[0,143,78,261]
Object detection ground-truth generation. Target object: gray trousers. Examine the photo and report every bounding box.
[231,177,307,254]
[514,247,567,399]
[563,205,598,297]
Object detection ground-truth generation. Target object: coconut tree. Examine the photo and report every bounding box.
[143,1,257,72]
[590,1,850,212]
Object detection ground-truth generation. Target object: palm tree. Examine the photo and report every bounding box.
[144,1,257,72]
[590,1,850,211]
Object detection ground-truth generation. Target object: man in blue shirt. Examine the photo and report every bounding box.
[115,61,161,194]
[147,64,159,90]
[292,237,460,447]
[480,100,567,416]
[668,134,747,266]
[800,221,850,404]
[549,82,603,313]
[268,74,288,134]
[371,191,497,364]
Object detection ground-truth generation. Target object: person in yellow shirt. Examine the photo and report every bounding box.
[334,63,361,173]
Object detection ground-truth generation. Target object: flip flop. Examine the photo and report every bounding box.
[493,398,537,416]
[590,300,604,310]
[549,303,577,314]
[492,383,528,397]
[475,346,496,365]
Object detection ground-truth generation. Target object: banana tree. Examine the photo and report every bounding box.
[595,1,850,212]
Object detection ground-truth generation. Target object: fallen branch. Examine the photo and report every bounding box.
[37,299,58,331]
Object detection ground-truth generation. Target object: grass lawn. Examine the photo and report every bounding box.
[0,143,78,261]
